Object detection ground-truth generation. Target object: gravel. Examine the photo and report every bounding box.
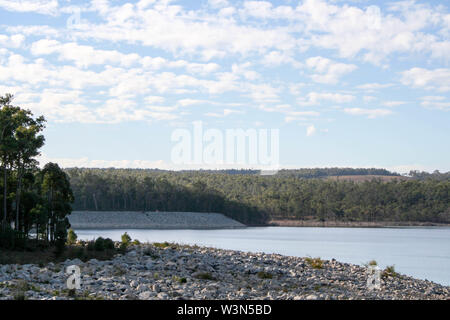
[1,244,448,300]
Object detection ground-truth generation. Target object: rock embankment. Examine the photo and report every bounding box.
[0,244,448,300]
[68,211,245,229]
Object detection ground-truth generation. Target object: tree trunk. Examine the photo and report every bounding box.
[2,163,7,228]
[93,193,98,211]
[49,186,53,242]
[15,165,22,231]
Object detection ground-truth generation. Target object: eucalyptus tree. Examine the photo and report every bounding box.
[0,94,19,228]
[40,163,74,242]
[0,94,46,230]
[12,109,46,231]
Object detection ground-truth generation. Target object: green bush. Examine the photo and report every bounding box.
[94,237,105,251]
[67,229,77,245]
[179,277,187,284]
[194,272,216,280]
[153,241,171,248]
[121,232,131,246]
[257,271,273,279]
[305,257,324,269]
[103,238,115,250]
[383,265,398,278]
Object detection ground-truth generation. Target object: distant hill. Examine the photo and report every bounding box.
[325,175,409,182]
[275,168,400,178]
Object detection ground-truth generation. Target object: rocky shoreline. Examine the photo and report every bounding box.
[0,244,448,300]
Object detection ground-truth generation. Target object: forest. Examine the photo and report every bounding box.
[0,94,73,249]
[66,168,450,225]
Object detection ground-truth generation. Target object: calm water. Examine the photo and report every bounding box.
[74,227,450,286]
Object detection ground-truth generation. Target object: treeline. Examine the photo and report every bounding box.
[275,168,399,178]
[0,94,73,249]
[65,168,450,225]
[148,168,400,177]
[409,170,450,181]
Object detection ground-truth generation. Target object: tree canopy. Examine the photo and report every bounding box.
[0,94,73,249]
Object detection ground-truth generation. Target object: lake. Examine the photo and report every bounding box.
[74,226,450,286]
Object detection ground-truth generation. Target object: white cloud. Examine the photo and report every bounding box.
[31,39,221,74]
[31,39,141,68]
[294,0,450,64]
[205,109,244,117]
[382,101,406,107]
[284,111,320,123]
[305,56,357,84]
[356,83,393,91]
[37,153,172,169]
[344,108,393,118]
[298,92,355,106]
[401,67,450,92]
[144,96,165,104]
[261,51,302,68]
[245,83,280,102]
[70,1,297,61]
[208,0,230,9]
[0,0,58,15]
[0,34,25,48]
[420,96,450,111]
[177,99,209,107]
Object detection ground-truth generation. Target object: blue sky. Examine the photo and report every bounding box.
[0,0,449,173]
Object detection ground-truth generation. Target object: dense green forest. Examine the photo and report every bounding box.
[66,168,450,225]
[0,94,73,249]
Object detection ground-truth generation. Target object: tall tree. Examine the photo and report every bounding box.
[40,163,74,242]
[0,94,19,229]
[12,109,46,231]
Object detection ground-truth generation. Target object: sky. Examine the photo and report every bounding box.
[0,0,449,174]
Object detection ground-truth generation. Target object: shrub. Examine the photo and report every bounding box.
[172,276,187,284]
[257,271,273,279]
[382,265,398,278]
[194,272,216,280]
[179,277,187,284]
[153,241,171,248]
[305,257,324,269]
[67,229,77,245]
[366,260,378,267]
[94,237,105,251]
[121,232,131,246]
[118,242,127,253]
[103,238,115,250]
